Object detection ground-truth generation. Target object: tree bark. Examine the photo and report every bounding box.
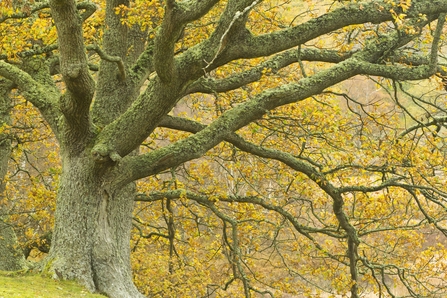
[0,218,27,271]
[42,1,145,296]
[46,151,143,297]
[1,1,447,297]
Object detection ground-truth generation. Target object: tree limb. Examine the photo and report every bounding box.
[136,189,343,239]
[399,116,447,137]
[0,60,61,138]
[116,23,424,183]
[226,0,447,60]
[49,0,96,152]
[87,44,126,81]
[0,1,96,23]
[188,48,355,94]
[0,2,50,23]
[202,0,259,73]
[176,0,447,83]
[176,0,220,24]
[96,1,443,170]
[153,2,184,83]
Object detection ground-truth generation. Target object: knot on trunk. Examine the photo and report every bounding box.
[91,145,122,163]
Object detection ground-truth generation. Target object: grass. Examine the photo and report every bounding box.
[0,271,105,298]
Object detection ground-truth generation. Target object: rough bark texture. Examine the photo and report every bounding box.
[1,1,447,297]
[44,1,143,296]
[47,152,142,297]
[0,218,27,271]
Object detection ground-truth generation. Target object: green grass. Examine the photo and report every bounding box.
[0,271,105,298]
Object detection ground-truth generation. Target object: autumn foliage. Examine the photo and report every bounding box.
[2,0,447,297]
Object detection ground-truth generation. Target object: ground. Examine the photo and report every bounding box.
[0,271,105,298]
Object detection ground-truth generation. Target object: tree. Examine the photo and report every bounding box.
[0,79,27,271]
[2,0,447,297]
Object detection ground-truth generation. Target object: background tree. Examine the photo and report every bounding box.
[2,0,447,297]
[0,76,56,271]
[0,79,27,271]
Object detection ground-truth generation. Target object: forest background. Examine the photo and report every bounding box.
[2,0,447,297]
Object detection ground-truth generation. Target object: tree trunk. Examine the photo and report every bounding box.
[0,218,27,271]
[0,79,27,271]
[45,151,143,297]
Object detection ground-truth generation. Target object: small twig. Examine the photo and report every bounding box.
[297,45,307,78]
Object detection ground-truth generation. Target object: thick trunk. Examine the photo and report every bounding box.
[46,152,143,297]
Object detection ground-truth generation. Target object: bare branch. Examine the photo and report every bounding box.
[203,0,259,74]
[87,44,126,81]
[399,116,447,137]
[218,0,447,63]
[189,48,354,94]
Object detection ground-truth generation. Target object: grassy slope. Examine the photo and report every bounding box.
[0,271,105,298]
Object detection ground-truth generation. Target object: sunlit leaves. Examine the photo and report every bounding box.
[3,0,447,296]
[115,0,163,33]
[3,94,59,260]
[0,4,54,59]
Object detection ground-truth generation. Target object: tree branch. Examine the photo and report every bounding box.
[399,116,447,137]
[76,1,97,21]
[0,44,59,61]
[354,12,445,81]
[176,0,220,24]
[96,1,444,171]
[174,0,259,82]
[153,2,184,83]
[188,48,354,94]
[49,0,96,152]
[116,58,360,184]
[0,60,61,138]
[95,27,373,164]
[136,189,343,239]
[153,0,220,83]
[0,2,50,23]
[0,1,96,23]
[116,23,423,183]
[175,0,447,85]
[226,0,447,60]
[202,0,259,73]
[86,44,126,81]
